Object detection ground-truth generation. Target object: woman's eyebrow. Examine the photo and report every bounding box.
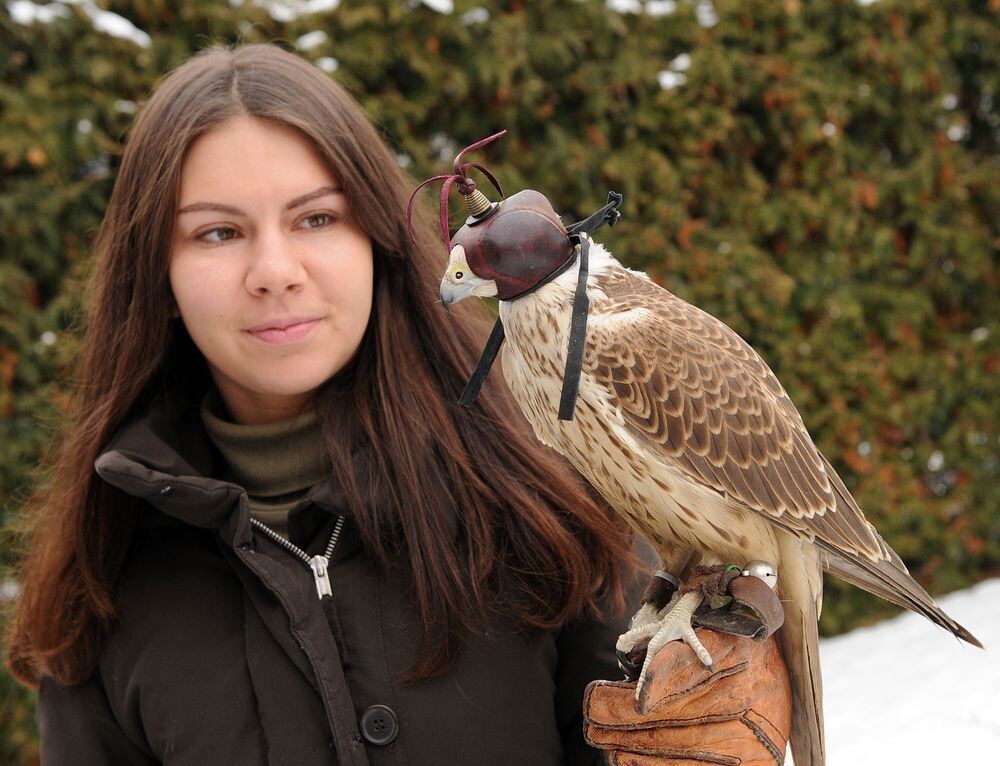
[285,186,343,211]
[177,201,244,216]
[176,186,343,217]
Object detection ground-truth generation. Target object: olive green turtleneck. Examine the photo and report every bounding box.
[200,389,329,537]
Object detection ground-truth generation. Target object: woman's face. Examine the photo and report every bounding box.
[169,117,374,424]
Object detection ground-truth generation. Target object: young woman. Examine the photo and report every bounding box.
[6,43,642,764]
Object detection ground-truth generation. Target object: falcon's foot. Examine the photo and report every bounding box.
[625,590,713,704]
[620,601,666,639]
[615,568,682,656]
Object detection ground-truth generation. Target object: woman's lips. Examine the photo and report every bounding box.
[247,318,321,344]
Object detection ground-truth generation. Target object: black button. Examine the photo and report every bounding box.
[360,704,398,746]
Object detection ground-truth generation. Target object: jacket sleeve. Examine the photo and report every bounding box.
[38,675,158,766]
[554,537,658,766]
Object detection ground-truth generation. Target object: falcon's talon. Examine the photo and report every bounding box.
[679,620,714,669]
[633,591,712,701]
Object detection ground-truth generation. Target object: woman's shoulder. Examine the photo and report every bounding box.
[109,522,237,640]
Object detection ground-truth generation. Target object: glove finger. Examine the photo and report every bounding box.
[589,716,776,764]
[611,754,726,766]
[590,716,783,766]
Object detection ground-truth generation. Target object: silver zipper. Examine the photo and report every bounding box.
[249,515,346,599]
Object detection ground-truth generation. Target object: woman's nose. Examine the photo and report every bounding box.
[244,228,307,296]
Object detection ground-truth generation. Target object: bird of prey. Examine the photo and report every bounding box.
[419,137,982,766]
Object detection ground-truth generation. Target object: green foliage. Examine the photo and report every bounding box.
[1,0,997,760]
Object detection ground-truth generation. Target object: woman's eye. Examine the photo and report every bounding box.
[301,212,336,229]
[198,226,239,244]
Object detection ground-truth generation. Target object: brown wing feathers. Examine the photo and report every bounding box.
[586,268,907,568]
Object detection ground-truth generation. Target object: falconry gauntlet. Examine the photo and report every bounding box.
[583,629,792,766]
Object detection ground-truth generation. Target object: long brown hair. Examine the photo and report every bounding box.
[7,43,633,687]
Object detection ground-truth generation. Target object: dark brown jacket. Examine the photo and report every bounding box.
[37,398,641,765]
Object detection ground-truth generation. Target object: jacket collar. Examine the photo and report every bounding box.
[94,395,351,533]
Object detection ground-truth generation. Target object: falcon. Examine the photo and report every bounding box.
[415,135,982,766]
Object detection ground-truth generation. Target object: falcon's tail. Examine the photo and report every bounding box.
[819,459,983,649]
[777,591,825,766]
[821,550,983,648]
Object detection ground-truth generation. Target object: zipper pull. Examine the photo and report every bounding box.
[309,555,333,599]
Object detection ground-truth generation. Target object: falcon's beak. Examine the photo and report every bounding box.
[439,246,497,310]
[439,275,481,309]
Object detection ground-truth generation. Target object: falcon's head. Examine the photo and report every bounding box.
[404,131,576,308]
[440,243,499,307]
[439,189,575,306]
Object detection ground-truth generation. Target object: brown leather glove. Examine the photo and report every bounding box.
[583,629,791,766]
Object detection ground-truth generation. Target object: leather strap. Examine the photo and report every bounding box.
[458,316,506,408]
[557,233,590,420]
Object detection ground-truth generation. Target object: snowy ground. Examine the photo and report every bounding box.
[790,578,999,764]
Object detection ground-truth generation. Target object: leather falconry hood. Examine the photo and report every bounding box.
[451,189,575,301]
[407,130,622,420]
[407,131,576,301]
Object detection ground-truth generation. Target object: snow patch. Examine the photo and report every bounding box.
[11,0,151,47]
[419,0,453,12]
[657,70,686,90]
[606,0,642,13]
[83,2,151,47]
[947,124,969,142]
[296,30,327,51]
[262,0,340,22]
[8,0,69,24]
[970,326,989,343]
[927,450,945,471]
[461,6,489,25]
[606,0,677,15]
[669,52,691,71]
[788,578,1000,764]
[647,0,677,16]
[694,0,717,27]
